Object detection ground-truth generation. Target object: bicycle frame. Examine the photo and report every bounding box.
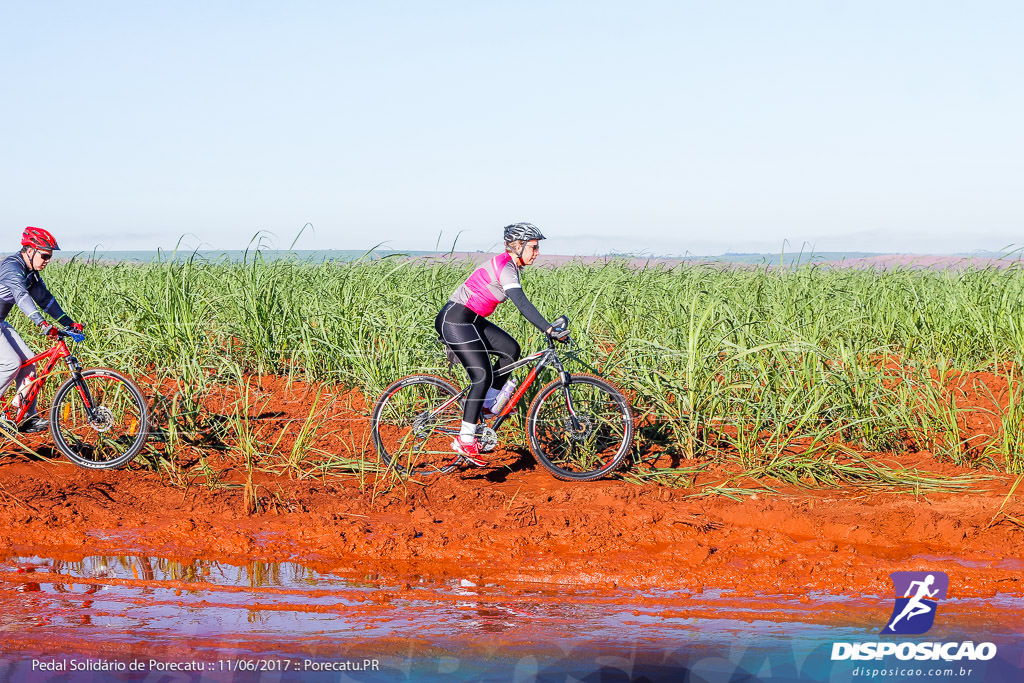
[433,337,577,435]
[1,336,92,425]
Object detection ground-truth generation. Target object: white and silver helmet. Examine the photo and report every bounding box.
[503,222,546,244]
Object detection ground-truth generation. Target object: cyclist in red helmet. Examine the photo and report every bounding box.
[0,227,84,432]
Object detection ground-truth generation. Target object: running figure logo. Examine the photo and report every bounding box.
[881,571,949,635]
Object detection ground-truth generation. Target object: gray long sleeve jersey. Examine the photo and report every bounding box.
[0,253,73,327]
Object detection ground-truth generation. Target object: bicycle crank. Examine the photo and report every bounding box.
[475,425,498,453]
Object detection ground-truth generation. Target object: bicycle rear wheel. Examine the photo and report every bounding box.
[371,375,464,476]
[526,374,634,481]
[50,368,150,469]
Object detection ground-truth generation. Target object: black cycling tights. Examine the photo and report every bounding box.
[435,302,520,424]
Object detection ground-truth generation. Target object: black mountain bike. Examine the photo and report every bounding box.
[370,316,633,481]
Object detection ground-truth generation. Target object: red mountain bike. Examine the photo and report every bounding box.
[370,316,634,481]
[1,328,149,469]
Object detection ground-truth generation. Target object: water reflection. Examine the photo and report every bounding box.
[0,552,1018,659]
[35,555,329,591]
[0,554,394,641]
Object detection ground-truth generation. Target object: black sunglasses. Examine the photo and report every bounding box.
[36,251,53,261]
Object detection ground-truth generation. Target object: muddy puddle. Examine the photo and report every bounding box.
[1,552,1021,681]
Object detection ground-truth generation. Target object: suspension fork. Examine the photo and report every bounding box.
[64,355,100,421]
[552,358,582,427]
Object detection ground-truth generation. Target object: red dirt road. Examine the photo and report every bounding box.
[0,445,1020,600]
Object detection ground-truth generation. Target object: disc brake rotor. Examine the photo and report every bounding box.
[89,406,114,433]
[0,416,17,435]
[565,414,594,442]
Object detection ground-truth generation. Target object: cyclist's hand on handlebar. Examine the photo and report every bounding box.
[547,326,570,343]
[39,321,60,339]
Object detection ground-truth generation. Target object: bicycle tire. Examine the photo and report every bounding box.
[371,374,464,476]
[526,373,634,481]
[49,368,150,470]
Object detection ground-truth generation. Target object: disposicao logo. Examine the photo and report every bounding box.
[881,571,948,635]
[831,571,998,663]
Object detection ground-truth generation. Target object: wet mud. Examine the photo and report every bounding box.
[0,376,1021,674]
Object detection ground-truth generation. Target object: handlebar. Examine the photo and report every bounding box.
[60,329,85,343]
[547,315,571,345]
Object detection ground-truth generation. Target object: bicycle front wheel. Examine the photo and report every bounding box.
[371,374,464,476]
[526,374,634,481]
[50,368,150,469]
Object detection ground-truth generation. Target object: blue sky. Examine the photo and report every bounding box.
[2,1,1021,255]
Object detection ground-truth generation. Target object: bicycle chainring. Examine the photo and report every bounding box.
[476,425,498,453]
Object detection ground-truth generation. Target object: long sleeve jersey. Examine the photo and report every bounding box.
[0,253,73,327]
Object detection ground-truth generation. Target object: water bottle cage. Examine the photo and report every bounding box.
[12,374,36,408]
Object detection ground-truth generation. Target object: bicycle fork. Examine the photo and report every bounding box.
[64,355,101,422]
[558,370,584,430]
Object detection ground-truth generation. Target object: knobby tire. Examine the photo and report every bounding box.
[526,373,634,481]
[49,368,150,469]
[371,374,465,476]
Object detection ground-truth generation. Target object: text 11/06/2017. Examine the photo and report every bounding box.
[30,658,381,673]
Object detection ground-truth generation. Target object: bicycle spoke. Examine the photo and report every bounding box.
[528,375,633,481]
[51,371,148,469]
[372,376,464,476]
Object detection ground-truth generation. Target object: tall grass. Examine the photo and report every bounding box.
[26,251,1024,481]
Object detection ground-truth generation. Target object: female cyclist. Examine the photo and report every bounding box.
[0,227,84,432]
[434,222,568,465]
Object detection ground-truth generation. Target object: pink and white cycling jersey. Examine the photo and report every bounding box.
[449,252,522,317]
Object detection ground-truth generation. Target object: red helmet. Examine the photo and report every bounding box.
[21,226,60,250]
